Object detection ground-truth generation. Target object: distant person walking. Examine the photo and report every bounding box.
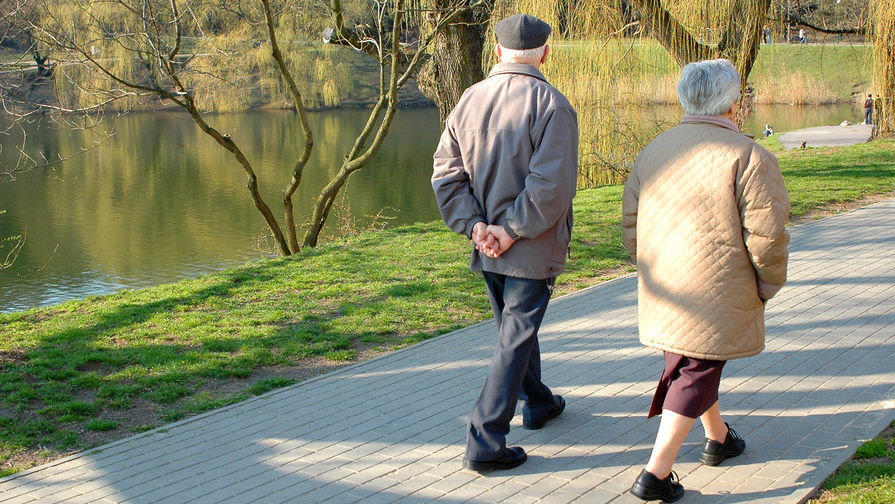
[762,24,772,44]
[798,27,807,43]
[432,14,577,473]
[865,93,874,125]
[622,59,791,502]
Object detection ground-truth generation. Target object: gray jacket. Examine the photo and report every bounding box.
[432,63,578,279]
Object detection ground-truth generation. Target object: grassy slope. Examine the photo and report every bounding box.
[749,43,872,102]
[1,138,895,476]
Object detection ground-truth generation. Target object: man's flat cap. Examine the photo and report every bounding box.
[494,14,551,50]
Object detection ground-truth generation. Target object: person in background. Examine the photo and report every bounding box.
[865,93,874,125]
[622,59,790,502]
[432,13,577,473]
[762,24,772,44]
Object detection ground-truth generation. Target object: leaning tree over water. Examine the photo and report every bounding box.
[4,0,486,254]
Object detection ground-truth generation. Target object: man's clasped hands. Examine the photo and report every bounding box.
[471,221,516,259]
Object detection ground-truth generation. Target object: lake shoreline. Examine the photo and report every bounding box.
[1,138,894,476]
[0,104,871,313]
[6,42,870,116]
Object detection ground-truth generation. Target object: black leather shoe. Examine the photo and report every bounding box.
[462,446,527,472]
[523,394,565,430]
[630,469,684,503]
[700,423,746,466]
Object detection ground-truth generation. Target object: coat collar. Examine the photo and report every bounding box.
[680,114,740,133]
[488,62,549,83]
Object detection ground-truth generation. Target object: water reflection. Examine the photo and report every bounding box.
[0,108,443,312]
[0,103,865,312]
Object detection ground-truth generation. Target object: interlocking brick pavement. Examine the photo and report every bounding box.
[2,200,894,503]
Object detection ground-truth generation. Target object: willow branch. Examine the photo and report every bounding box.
[780,14,865,35]
[628,0,714,66]
[168,0,183,60]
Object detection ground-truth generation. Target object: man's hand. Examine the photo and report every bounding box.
[479,224,515,258]
[472,222,498,258]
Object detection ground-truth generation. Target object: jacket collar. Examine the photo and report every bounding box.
[488,62,549,83]
[680,114,740,133]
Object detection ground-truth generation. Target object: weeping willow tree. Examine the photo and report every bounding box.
[481,0,770,185]
[870,0,894,135]
[415,0,773,185]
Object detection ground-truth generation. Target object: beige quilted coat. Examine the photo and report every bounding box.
[622,116,790,360]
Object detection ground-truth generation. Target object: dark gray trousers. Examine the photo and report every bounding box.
[465,271,557,461]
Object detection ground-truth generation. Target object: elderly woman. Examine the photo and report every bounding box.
[622,59,790,502]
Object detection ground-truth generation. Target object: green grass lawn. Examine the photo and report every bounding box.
[750,43,872,101]
[1,138,894,476]
[808,421,895,504]
[759,136,895,216]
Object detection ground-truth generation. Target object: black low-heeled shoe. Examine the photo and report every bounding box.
[630,469,684,503]
[462,446,527,472]
[523,394,565,430]
[700,422,746,466]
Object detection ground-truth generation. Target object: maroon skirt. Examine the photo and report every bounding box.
[648,352,726,419]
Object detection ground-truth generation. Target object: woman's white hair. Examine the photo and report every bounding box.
[676,59,741,116]
[499,44,547,65]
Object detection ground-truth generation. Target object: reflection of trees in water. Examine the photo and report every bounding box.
[0,109,443,302]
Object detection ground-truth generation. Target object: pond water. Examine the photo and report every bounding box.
[0,102,862,313]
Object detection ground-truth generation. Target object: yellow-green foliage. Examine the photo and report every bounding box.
[35,0,348,113]
[753,69,838,105]
[871,0,895,134]
[186,35,262,113]
[488,1,872,185]
[310,47,356,108]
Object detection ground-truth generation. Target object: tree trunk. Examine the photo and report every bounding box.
[630,0,770,86]
[717,0,770,88]
[417,0,493,126]
[871,0,894,136]
[183,102,293,257]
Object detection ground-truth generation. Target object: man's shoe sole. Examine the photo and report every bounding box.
[461,451,527,472]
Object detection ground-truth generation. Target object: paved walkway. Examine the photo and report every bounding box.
[778,123,872,149]
[3,201,895,504]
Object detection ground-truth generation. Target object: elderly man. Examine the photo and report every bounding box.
[623,59,790,502]
[432,14,578,472]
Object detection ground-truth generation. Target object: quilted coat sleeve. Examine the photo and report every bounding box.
[738,147,791,300]
[621,164,640,263]
[432,119,486,238]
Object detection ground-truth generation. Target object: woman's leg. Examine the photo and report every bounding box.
[699,400,746,466]
[699,401,728,442]
[644,409,696,478]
